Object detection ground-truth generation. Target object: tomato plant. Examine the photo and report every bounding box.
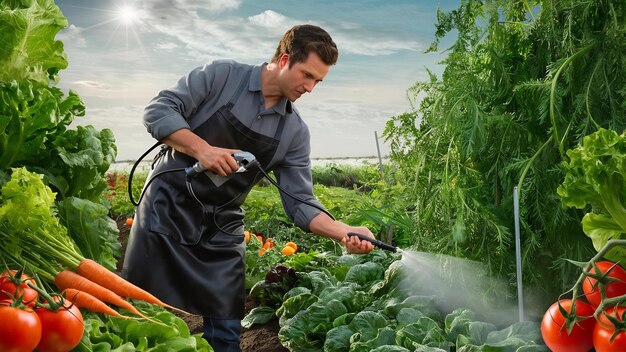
[582,261,626,308]
[0,270,39,306]
[540,299,595,352]
[0,301,42,352]
[35,299,84,352]
[594,306,626,352]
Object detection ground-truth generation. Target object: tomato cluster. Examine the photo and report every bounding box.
[541,261,626,352]
[0,270,84,352]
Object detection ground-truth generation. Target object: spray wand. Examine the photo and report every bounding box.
[347,232,400,253]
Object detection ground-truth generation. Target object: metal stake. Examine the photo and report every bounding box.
[514,186,524,321]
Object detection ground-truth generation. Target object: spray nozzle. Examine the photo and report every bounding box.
[185,151,258,177]
[347,232,398,253]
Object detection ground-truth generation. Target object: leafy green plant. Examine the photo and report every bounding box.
[558,129,626,258]
[0,0,119,270]
[75,302,212,351]
[243,249,547,351]
[383,0,626,299]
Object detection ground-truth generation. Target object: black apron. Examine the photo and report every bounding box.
[122,71,285,318]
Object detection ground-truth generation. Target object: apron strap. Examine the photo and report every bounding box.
[189,69,253,131]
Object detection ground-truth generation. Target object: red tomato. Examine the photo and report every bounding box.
[0,270,39,306]
[0,303,42,352]
[125,217,134,226]
[582,261,626,308]
[35,300,84,352]
[594,306,626,352]
[541,299,595,352]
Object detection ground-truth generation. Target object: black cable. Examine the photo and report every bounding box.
[183,165,336,237]
[131,168,186,206]
[131,158,337,237]
[255,166,336,221]
[128,141,164,206]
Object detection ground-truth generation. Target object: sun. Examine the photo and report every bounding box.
[117,5,138,25]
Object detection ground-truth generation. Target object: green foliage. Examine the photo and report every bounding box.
[75,302,213,351]
[0,80,84,169]
[104,169,147,217]
[0,0,68,85]
[244,234,287,289]
[0,168,83,279]
[558,128,626,256]
[383,0,626,298]
[260,251,546,351]
[311,162,381,189]
[58,196,121,271]
[0,0,120,272]
[243,183,373,255]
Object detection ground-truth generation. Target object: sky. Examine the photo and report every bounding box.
[54,0,458,161]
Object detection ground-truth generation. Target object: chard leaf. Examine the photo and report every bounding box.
[370,347,412,352]
[395,317,450,350]
[349,327,396,352]
[396,307,425,328]
[241,306,275,329]
[57,197,121,271]
[323,325,353,352]
[347,311,389,342]
[276,292,317,320]
[344,262,385,287]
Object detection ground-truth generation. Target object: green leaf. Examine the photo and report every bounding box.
[241,306,275,329]
[582,212,625,252]
[324,325,354,352]
[347,311,389,343]
[58,197,121,270]
[51,125,117,200]
[0,0,68,84]
[344,262,385,287]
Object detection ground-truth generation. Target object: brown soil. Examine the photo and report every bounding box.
[114,216,288,352]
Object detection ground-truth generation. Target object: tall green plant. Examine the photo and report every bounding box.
[0,0,120,269]
[384,0,625,298]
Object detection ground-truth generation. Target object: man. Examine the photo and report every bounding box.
[122,24,375,351]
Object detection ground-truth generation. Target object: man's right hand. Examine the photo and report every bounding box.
[162,129,240,176]
[197,146,241,176]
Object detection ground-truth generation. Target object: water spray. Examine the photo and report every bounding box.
[347,232,401,253]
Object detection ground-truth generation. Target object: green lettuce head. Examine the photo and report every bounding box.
[558,128,626,252]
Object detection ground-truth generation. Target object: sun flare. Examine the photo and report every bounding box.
[117,5,138,25]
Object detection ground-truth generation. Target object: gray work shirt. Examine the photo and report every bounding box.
[143,59,326,232]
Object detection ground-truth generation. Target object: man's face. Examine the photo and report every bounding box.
[277,52,330,102]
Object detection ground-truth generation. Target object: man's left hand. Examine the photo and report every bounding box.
[342,227,375,254]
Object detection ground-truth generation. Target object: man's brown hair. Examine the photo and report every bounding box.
[271,25,338,67]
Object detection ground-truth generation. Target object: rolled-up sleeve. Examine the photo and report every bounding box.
[143,63,218,140]
[274,126,328,232]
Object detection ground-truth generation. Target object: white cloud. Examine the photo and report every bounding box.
[72,81,112,89]
[338,37,421,56]
[57,24,87,48]
[155,41,179,50]
[248,10,293,28]
[207,0,241,12]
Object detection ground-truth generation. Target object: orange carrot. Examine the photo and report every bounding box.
[55,270,151,320]
[75,259,191,315]
[63,288,128,319]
